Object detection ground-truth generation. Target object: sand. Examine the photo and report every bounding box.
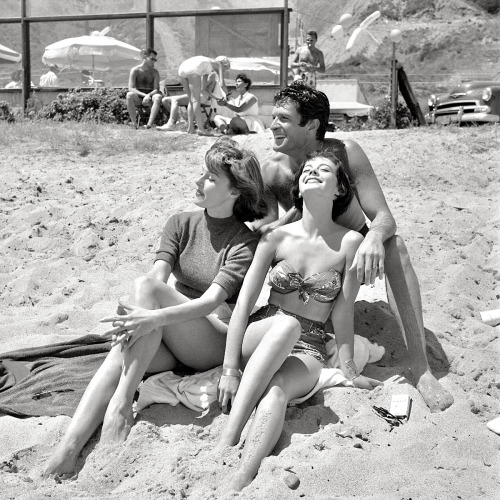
[0,124,499,499]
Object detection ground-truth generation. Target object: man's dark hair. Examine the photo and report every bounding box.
[236,73,252,90]
[307,30,318,40]
[142,48,157,58]
[274,80,330,140]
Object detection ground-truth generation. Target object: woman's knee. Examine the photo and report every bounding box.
[270,316,301,344]
[132,275,164,304]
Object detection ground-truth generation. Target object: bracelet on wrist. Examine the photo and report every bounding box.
[344,359,360,382]
[222,368,241,378]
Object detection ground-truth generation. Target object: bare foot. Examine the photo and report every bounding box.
[223,470,252,493]
[197,130,213,136]
[101,403,135,443]
[156,123,176,131]
[416,370,454,412]
[42,445,79,480]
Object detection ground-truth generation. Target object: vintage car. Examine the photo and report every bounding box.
[426,80,500,124]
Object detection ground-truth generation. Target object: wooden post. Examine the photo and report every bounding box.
[390,42,398,129]
[280,0,289,89]
[21,0,30,114]
[146,0,154,50]
[398,65,426,126]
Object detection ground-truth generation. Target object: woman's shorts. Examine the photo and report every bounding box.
[248,304,329,366]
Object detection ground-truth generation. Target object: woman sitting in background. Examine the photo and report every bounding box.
[213,73,266,135]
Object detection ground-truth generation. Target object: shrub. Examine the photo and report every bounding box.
[0,101,15,123]
[36,87,130,124]
[335,96,415,131]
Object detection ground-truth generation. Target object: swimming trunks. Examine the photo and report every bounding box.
[248,304,329,365]
[268,261,342,305]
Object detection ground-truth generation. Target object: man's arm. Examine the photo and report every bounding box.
[290,48,302,75]
[343,139,396,284]
[317,49,326,73]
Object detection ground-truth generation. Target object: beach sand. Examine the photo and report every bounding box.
[0,124,499,499]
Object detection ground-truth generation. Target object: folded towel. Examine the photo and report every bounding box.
[137,334,385,412]
[0,335,110,417]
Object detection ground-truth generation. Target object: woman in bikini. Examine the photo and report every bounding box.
[216,148,382,492]
[43,142,267,480]
[177,55,230,135]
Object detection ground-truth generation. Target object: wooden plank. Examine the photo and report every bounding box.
[397,65,426,126]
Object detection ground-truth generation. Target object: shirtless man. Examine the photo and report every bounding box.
[291,30,326,89]
[252,80,453,412]
[126,48,162,129]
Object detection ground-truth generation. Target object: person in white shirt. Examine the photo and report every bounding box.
[214,73,265,135]
[39,65,59,87]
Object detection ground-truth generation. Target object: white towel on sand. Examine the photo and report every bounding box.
[136,335,385,412]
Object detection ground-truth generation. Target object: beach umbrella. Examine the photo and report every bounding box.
[0,43,22,63]
[42,29,141,75]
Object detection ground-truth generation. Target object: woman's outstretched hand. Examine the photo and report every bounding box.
[353,375,383,390]
[100,301,161,350]
[217,374,240,414]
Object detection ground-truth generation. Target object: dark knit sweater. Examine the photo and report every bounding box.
[155,210,259,303]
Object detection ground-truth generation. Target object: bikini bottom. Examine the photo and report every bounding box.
[248,304,329,366]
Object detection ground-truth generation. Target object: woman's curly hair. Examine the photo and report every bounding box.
[204,143,268,222]
[291,146,353,221]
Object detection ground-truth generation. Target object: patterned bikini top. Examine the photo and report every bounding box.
[268,260,342,305]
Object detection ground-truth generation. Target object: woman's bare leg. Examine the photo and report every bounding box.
[180,77,195,134]
[44,275,227,474]
[230,355,322,492]
[101,275,228,442]
[187,75,210,135]
[217,316,301,449]
[42,345,125,478]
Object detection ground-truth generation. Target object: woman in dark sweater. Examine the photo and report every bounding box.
[44,142,267,479]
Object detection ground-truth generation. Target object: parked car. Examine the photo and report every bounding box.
[425,80,500,125]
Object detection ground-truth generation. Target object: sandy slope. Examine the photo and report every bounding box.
[0,124,499,499]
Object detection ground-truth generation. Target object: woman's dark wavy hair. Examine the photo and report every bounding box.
[291,146,353,221]
[274,80,330,140]
[236,73,252,89]
[204,144,268,222]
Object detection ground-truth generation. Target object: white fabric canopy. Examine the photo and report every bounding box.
[0,43,22,63]
[42,35,141,72]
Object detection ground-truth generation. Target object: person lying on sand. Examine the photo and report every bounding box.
[43,142,268,480]
[250,80,453,413]
[215,149,383,492]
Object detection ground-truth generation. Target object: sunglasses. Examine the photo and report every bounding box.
[372,405,406,428]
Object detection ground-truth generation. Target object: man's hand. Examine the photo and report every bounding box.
[142,95,152,104]
[353,375,383,390]
[350,231,385,285]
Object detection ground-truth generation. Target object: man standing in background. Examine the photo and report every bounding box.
[291,30,325,89]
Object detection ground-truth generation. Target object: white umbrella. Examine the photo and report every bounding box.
[0,43,22,63]
[42,30,141,75]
